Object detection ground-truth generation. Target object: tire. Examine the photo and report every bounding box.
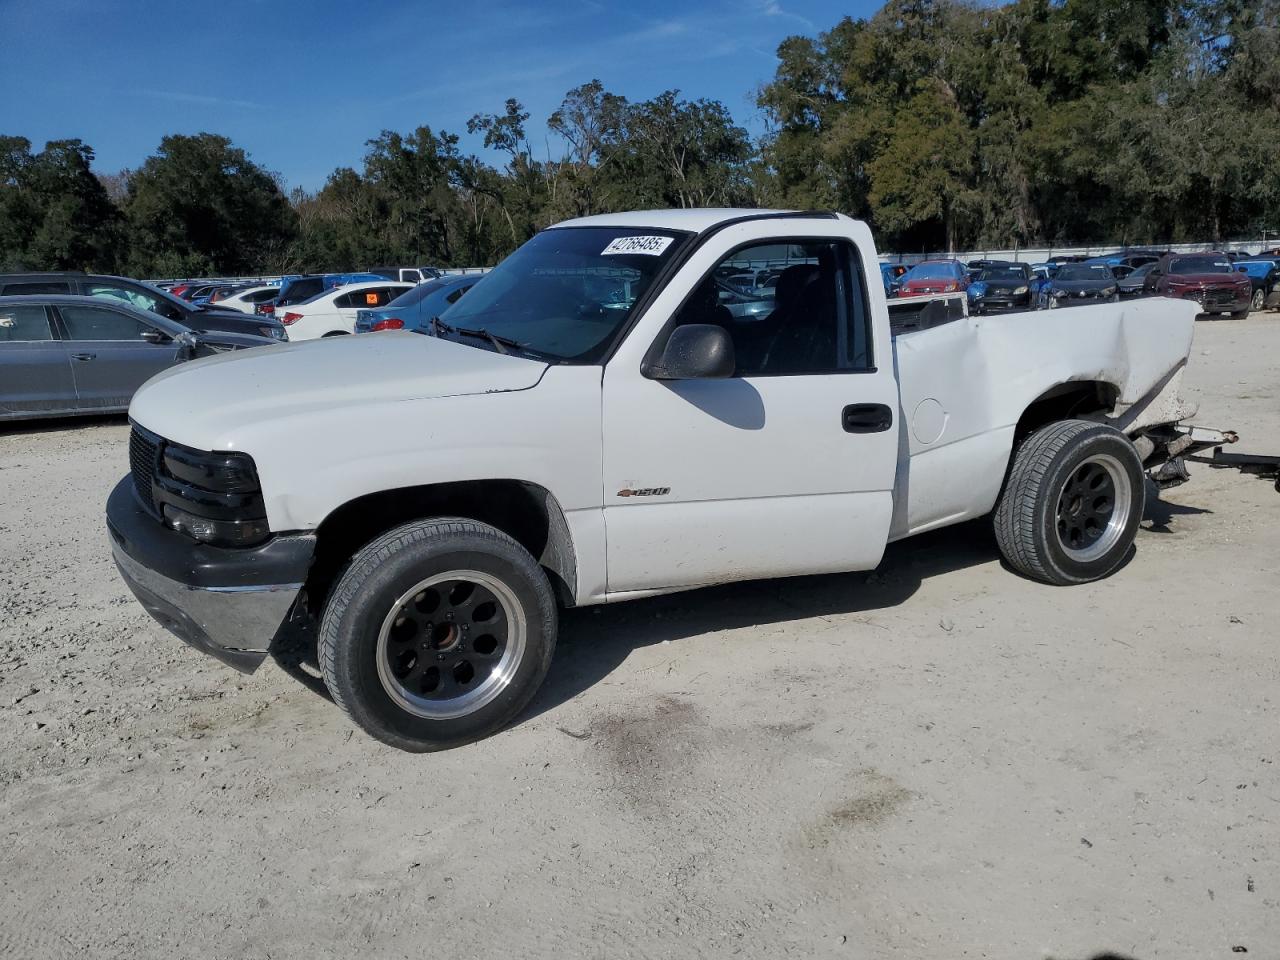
[322,330,350,337]
[319,518,557,751]
[994,420,1145,585]
[1251,288,1265,312]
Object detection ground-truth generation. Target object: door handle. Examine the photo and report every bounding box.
[71,353,97,361]
[842,403,893,433]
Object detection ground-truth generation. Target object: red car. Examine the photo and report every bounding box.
[1151,253,1253,318]
[895,259,969,297]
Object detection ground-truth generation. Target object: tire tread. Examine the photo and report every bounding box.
[994,419,1129,585]
[318,517,552,751]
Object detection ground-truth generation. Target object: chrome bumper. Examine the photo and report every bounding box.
[106,477,314,673]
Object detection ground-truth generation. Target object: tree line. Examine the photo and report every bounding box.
[2,0,1276,278]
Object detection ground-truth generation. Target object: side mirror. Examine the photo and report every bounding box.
[174,330,199,359]
[140,328,170,344]
[646,324,735,380]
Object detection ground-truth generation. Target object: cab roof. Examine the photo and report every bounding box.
[550,208,840,233]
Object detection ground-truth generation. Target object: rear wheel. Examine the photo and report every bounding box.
[994,420,1145,585]
[1251,288,1265,312]
[319,519,557,751]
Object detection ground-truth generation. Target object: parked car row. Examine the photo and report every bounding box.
[880,248,1278,318]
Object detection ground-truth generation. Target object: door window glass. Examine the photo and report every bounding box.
[87,283,164,315]
[0,305,54,341]
[60,304,155,341]
[1,281,71,295]
[670,239,873,376]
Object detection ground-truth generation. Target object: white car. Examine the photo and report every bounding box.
[215,285,279,314]
[111,208,1246,752]
[277,282,412,340]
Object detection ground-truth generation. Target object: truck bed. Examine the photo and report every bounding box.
[886,297,1199,540]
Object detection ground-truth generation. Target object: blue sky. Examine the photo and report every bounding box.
[0,0,878,191]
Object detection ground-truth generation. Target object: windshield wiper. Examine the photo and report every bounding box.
[454,326,524,356]
[427,315,454,337]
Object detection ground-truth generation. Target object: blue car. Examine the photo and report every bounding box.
[1234,259,1280,311]
[354,275,480,333]
[322,272,389,291]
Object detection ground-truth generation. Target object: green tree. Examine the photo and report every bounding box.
[123,133,296,276]
[0,136,121,271]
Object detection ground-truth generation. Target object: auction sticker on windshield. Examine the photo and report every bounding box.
[602,236,674,256]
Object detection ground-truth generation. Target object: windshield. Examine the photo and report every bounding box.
[976,268,1027,283]
[1169,257,1232,275]
[1057,264,1114,282]
[278,277,324,304]
[386,277,451,308]
[437,226,688,362]
[905,262,958,280]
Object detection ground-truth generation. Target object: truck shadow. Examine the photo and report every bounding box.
[273,494,1202,719]
[521,518,999,724]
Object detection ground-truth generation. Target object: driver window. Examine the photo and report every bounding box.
[59,304,156,341]
[671,238,872,376]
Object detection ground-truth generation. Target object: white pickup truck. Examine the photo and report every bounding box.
[107,208,1224,751]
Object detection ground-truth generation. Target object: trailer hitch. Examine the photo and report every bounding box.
[1188,445,1280,493]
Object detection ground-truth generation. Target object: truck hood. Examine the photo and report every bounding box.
[130,332,548,450]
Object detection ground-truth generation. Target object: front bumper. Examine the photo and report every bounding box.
[973,295,1030,313]
[106,477,315,673]
[1175,288,1250,312]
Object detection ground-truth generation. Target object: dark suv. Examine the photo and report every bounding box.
[0,273,288,341]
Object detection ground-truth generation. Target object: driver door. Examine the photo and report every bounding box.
[601,219,901,594]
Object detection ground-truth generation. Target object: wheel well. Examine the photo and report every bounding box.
[1013,381,1119,444]
[304,480,577,613]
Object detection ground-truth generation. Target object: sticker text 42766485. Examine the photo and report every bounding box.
[601,236,674,256]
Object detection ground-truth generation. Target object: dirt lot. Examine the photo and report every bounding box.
[1,316,1278,960]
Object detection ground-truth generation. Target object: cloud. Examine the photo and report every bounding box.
[750,0,815,32]
[135,89,267,110]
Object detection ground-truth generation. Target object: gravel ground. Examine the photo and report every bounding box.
[1,316,1278,960]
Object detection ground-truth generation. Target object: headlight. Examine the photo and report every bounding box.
[1012,286,1028,295]
[1104,286,1117,296]
[162,505,270,547]
[154,443,269,547]
[1051,289,1067,298]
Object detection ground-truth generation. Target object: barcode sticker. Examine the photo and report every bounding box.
[602,235,673,256]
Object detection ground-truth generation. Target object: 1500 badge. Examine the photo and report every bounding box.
[616,487,671,498]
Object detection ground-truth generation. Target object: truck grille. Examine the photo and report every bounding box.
[129,426,162,513]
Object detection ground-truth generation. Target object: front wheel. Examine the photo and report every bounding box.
[1251,288,1265,312]
[994,420,1145,585]
[319,519,557,751]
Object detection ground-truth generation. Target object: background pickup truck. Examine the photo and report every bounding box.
[108,208,1222,752]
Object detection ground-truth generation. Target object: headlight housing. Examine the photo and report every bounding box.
[1012,286,1028,295]
[152,442,270,547]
